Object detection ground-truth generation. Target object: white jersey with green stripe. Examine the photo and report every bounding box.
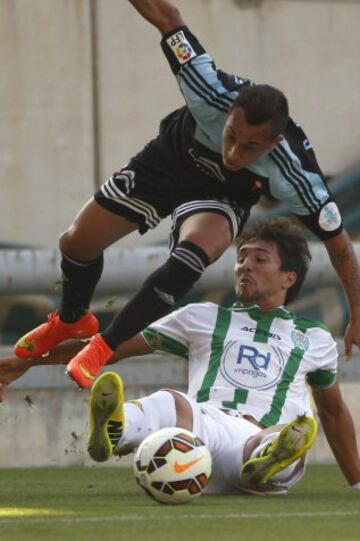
[142,302,338,427]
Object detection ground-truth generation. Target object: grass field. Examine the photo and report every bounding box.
[0,465,359,541]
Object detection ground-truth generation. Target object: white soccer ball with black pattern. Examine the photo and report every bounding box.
[133,427,212,504]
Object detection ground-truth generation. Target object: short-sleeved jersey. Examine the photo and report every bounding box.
[142,302,338,427]
[158,27,343,240]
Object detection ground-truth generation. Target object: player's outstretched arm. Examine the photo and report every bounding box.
[128,0,185,34]
[0,334,153,401]
[324,230,360,359]
[312,381,360,488]
[0,341,86,402]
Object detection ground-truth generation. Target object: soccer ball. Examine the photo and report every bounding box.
[133,427,212,504]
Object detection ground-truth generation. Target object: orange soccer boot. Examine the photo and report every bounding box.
[66,334,114,389]
[14,311,99,359]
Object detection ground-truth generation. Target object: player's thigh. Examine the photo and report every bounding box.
[171,394,256,456]
[175,395,225,450]
[178,212,232,261]
[60,140,181,260]
[60,198,138,260]
[172,199,250,261]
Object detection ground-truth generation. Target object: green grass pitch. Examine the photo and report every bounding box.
[0,465,359,541]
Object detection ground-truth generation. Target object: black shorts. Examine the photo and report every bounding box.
[94,138,253,245]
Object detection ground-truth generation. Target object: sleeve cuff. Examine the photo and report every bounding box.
[307,369,337,388]
[142,328,189,359]
[295,200,343,241]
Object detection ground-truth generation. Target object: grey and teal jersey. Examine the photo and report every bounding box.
[158,27,343,240]
[142,302,338,427]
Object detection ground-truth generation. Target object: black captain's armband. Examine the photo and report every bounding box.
[296,199,343,241]
[161,26,206,74]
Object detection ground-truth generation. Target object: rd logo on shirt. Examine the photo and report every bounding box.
[220,341,284,390]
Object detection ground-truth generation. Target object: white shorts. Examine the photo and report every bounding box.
[177,393,306,495]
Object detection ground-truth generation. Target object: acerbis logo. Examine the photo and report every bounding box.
[220,341,284,390]
[241,326,281,341]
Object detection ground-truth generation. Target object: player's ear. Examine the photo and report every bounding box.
[283,270,297,290]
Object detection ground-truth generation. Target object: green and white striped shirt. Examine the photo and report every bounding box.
[143,302,337,427]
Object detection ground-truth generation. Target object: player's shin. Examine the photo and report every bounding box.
[102,241,210,350]
[60,253,104,322]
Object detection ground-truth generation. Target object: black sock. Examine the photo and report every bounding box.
[102,241,210,350]
[60,253,104,323]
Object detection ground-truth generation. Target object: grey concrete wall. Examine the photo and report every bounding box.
[0,349,359,470]
[1,0,360,248]
[1,380,359,472]
[1,0,95,247]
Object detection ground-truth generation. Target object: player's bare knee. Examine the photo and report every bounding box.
[58,229,72,254]
[59,229,89,260]
[59,228,79,256]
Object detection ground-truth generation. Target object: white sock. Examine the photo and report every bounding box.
[270,460,300,483]
[250,432,278,459]
[114,390,176,455]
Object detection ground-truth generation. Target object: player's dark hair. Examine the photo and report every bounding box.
[232,84,289,137]
[237,218,311,305]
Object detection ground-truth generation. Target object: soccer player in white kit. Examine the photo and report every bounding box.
[85,217,359,494]
[2,218,359,493]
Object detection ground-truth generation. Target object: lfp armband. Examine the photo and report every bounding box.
[161,26,206,74]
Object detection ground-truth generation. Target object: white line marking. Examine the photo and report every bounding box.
[0,510,359,525]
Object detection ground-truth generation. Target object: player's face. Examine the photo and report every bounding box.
[222,107,282,171]
[234,239,296,309]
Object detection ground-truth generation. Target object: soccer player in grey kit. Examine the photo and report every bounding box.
[14,0,360,387]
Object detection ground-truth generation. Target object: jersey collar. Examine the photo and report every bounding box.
[231,303,293,320]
